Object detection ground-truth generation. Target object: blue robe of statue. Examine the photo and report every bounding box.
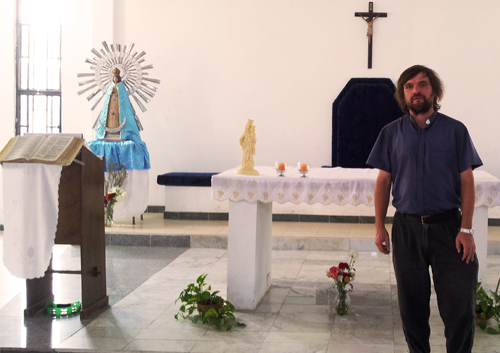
[88,82,151,172]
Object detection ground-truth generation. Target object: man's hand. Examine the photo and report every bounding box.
[458,167,476,264]
[456,231,475,264]
[374,170,392,255]
[375,227,391,255]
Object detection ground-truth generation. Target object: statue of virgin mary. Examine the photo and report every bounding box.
[88,68,150,220]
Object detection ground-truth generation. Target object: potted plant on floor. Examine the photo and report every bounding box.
[475,277,500,335]
[174,274,245,331]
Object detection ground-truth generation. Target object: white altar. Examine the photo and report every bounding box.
[212,166,500,310]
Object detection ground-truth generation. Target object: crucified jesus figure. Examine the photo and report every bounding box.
[361,14,380,44]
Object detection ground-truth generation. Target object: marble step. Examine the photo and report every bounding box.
[105,231,500,254]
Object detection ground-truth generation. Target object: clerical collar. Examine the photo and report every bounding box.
[409,112,438,130]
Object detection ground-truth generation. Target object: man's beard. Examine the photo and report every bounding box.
[407,95,433,114]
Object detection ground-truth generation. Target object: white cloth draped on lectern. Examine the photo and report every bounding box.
[2,163,62,279]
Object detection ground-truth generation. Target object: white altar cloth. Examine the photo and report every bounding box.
[2,163,62,279]
[213,166,378,206]
[471,170,500,207]
[213,166,500,208]
[212,166,500,310]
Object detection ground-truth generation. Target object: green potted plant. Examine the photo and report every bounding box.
[475,277,500,335]
[174,274,245,331]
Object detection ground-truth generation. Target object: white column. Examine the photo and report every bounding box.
[473,205,488,282]
[227,200,272,310]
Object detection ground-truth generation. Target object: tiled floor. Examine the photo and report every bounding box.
[107,213,500,241]
[1,214,499,353]
[105,213,500,253]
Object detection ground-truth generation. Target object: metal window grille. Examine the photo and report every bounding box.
[16,0,62,135]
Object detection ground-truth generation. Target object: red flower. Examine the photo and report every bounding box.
[339,262,349,270]
[104,192,116,207]
[329,266,341,277]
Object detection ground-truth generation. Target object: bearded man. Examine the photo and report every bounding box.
[367,65,483,353]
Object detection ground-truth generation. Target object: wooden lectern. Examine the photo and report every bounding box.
[24,146,109,319]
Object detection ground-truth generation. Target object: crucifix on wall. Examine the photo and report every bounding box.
[355,2,387,69]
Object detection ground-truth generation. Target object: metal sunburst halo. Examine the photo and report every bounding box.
[77,41,160,131]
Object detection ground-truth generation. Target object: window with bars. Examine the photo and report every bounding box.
[16,0,62,135]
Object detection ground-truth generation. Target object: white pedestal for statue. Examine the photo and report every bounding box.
[112,169,149,220]
[227,200,272,310]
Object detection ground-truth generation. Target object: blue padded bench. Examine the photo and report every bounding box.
[157,172,226,220]
[157,172,219,187]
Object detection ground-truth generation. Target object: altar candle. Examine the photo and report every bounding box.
[300,163,308,171]
[277,163,286,170]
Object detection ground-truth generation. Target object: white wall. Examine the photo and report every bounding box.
[0,0,16,225]
[60,0,94,138]
[1,0,500,221]
[112,0,500,209]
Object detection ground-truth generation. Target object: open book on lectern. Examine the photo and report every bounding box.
[0,134,85,166]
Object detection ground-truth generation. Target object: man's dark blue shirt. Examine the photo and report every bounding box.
[366,112,483,215]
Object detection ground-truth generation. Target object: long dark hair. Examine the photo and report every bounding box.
[395,65,444,113]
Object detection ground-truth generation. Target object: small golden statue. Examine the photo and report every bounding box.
[237,119,259,175]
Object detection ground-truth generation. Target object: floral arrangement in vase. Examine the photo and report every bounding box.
[104,187,125,227]
[327,250,358,316]
[104,164,127,227]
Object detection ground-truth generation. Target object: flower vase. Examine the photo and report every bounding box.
[105,204,114,227]
[334,290,350,316]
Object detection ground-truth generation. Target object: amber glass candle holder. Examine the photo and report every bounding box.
[275,161,287,177]
[297,162,309,178]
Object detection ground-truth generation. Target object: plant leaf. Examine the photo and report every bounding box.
[486,327,500,335]
[203,308,218,319]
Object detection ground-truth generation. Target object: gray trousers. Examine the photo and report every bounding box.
[392,211,478,353]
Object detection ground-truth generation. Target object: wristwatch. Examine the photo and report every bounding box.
[460,228,474,236]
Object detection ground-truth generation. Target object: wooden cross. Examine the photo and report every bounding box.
[355,2,387,69]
